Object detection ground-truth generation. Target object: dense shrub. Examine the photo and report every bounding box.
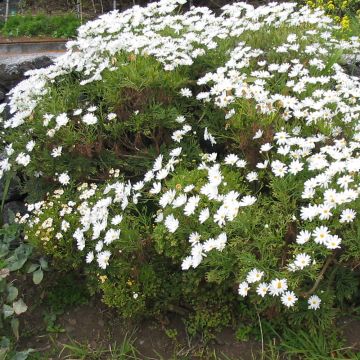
[306,0,360,29]
[1,0,360,335]
[0,14,81,38]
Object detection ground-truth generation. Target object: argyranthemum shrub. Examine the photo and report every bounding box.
[2,0,360,334]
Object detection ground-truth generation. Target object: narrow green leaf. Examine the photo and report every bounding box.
[0,175,12,224]
[0,349,8,358]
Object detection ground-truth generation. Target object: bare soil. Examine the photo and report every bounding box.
[10,271,359,359]
[17,294,360,359]
[19,297,261,359]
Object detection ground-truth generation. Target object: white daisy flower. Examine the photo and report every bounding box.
[269,278,288,296]
[51,146,62,158]
[256,283,268,297]
[246,268,264,283]
[238,281,250,297]
[339,209,356,223]
[294,253,311,269]
[281,291,297,308]
[97,250,111,269]
[58,172,70,185]
[164,214,179,233]
[308,295,321,310]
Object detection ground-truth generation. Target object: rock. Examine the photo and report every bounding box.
[2,201,26,224]
[353,65,360,78]
[68,318,77,326]
[0,56,53,92]
[345,63,360,78]
[0,56,55,123]
[32,56,54,70]
[342,53,360,79]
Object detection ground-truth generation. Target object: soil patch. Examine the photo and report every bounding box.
[19,297,261,359]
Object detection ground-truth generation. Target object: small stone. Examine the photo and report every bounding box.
[68,318,77,326]
[65,325,75,333]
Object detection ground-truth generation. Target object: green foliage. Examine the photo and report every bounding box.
[235,325,252,342]
[0,221,45,360]
[0,14,80,38]
[0,215,49,359]
[44,272,89,312]
[58,332,140,360]
[0,336,34,360]
[40,272,88,334]
[42,309,65,333]
[6,54,190,201]
[0,222,29,339]
[280,329,346,360]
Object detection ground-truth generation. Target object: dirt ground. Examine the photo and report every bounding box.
[19,298,261,359]
[16,296,360,359]
[8,270,358,359]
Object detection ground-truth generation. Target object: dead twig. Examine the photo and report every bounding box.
[302,254,335,298]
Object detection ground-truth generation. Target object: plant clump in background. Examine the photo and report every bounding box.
[0,14,81,38]
[306,0,360,30]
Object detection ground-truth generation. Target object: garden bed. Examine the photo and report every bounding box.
[15,289,360,359]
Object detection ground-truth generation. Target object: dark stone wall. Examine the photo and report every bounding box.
[0,56,53,95]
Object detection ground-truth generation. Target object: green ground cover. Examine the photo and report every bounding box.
[0,14,80,38]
